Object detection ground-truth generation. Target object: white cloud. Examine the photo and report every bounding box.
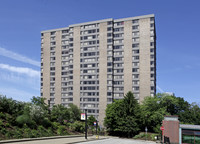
[0,87,39,102]
[0,47,40,67]
[0,63,40,77]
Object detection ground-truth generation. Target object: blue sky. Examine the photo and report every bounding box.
[0,0,200,103]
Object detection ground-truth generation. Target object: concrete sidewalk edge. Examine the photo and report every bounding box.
[69,138,108,144]
[0,134,93,144]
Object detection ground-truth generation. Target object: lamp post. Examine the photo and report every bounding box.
[85,109,87,140]
[96,120,98,135]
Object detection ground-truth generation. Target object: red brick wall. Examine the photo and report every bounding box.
[163,120,179,143]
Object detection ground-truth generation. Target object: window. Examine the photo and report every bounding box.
[133,32,139,36]
[132,68,138,72]
[133,50,139,54]
[133,25,139,30]
[107,21,112,25]
[107,68,112,72]
[114,27,124,32]
[51,42,56,46]
[150,17,154,21]
[51,31,56,35]
[132,19,139,24]
[114,21,124,26]
[133,56,139,60]
[133,38,139,42]
[133,74,139,78]
[107,39,112,43]
[107,33,112,37]
[107,27,112,31]
[133,43,139,48]
[114,33,124,38]
[62,30,68,33]
[51,37,55,41]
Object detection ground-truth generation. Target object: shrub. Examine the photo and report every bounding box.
[57,125,68,135]
[30,129,39,138]
[16,114,30,126]
[38,125,48,137]
[70,121,85,133]
[23,127,32,138]
[0,119,4,126]
[47,127,54,136]
[13,128,23,139]
[42,118,52,128]
[52,122,60,130]
[0,112,6,119]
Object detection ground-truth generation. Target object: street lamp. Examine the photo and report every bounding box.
[84,108,88,140]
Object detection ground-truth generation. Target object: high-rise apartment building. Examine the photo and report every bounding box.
[41,14,156,126]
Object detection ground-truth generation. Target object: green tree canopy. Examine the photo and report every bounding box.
[68,103,81,122]
[51,104,70,124]
[87,115,96,127]
[104,91,141,137]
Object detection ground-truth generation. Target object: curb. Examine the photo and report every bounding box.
[0,134,93,144]
[69,138,108,144]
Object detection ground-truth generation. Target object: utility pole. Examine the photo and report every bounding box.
[85,109,87,140]
[96,120,98,135]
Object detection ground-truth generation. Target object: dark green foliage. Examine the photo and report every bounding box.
[68,103,81,122]
[69,121,85,133]
[51,104,70,124]
[57,125,69,135]
[104,91,141,137]
[16,114,31,126]
[87,115,96,127]
[0,94,85,140]
[140,93,200,133]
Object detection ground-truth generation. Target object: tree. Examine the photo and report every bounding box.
[104,91,141,137]
[68,104,81,122]
[140,95,168,133]
[87,115,96,127]
[140,93,193,133]
[51,104,70,124]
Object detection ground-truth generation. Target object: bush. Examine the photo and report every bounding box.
[41,117,52,128]
[38,125,48,137]
[57,125,68,135]
[0,119,4,126]
[30,129,39,138]
[16,115,30,126]
[52,122,60,130]
[70,121,85,133]
[0,112,6,119]
[13,128,23,139]
[47,127,54,136]
[23,127,32,138]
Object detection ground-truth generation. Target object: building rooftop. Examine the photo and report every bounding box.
[41,14,154,33]
[180,124,200,130]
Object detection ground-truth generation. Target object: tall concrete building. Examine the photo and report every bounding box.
[40,14,156,126]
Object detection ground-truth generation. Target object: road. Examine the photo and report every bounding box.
[78,137,157,144]
[1,136,157,144]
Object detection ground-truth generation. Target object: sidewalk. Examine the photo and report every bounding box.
[0,135,108,144]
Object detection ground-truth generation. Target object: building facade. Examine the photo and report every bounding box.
[40,14,156,126]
